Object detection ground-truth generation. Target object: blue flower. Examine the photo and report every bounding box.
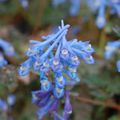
[105,40,120,72]
[0,52,7,68]
[69,0,81,16]
[50,99,59,111]
[0,94,16,113]
[37,98,55,120]
[63,91,72,119]
[116,60,120,72]
[105,40,120,59]
[55,73,66,88]
[109,0,120,17]
[0,99,8,112]
[94,0,107,29]
[19,0,29,10]
[0,39,15,68]
[40,80,52,92]
[53,86,65,98]
[87,0,120,28]
[19,20,94,120]
[18,58,34,76]
[7,94,16,106]
[0,39,15,57]
[96,5,106,29]
[32,90,52,107]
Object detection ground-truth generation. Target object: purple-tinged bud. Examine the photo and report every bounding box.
[63,91,72,119]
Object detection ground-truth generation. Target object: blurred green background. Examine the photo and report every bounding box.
[0,0,120,120]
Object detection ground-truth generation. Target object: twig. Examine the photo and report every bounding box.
[71,95,120,111]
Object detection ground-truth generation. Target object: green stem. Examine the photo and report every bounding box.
[98,7,110,57]
[98,28,106,57]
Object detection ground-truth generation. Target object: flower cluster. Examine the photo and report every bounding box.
[105,40,120,72]
[18,20,94,120]
[0,39,15,68]
[69,0,81,16]
[52,0,81,16]
[87,0,107,29]
[116,60,120,72]
[87,0,120,29]
[0,99,7,112]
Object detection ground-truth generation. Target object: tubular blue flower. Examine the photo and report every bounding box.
[19,0,29,10]
[0,99,8,112]
[86,0,120,28]
[96,5,106,29]
[32,90,51,104]
[55,74,66,88]
[0,94,16,119]
[105,40,120,72]
[0,52,7,68]
[72,47,94,64]
[60,48,69,61]
[18,58,34,76]
[64,69,80,83]
[0,39,15,68]
[7,94,16,106]
[19,20,94,120]
[109,0,120,17]
[53,86,64,98]
[40,80,52,92]
[87,0,101,12]
[105,40,120,59]
[63,91,72,120]
[37,98,55,120]
[116,60,120,72]
[51,59,63,72]
[34,60,50,72]
[69,55,80,66]
[69,0,80,16]
[50,99,59,111]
